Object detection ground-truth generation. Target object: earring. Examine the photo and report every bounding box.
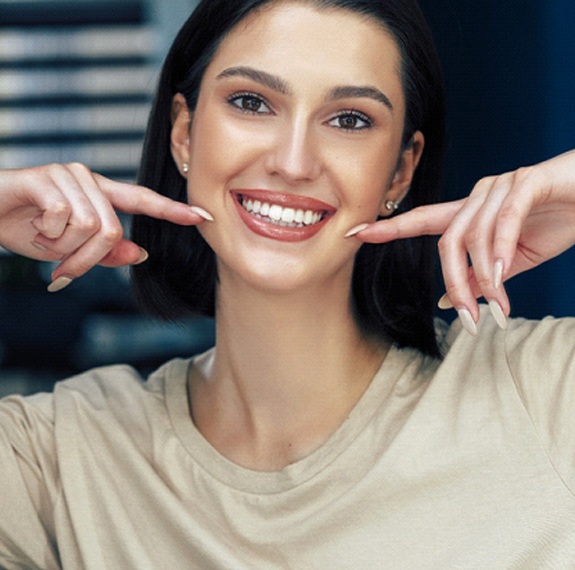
[182,163,189,174]
[385,200,399,212]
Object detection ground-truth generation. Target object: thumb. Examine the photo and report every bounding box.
[97,239,149,268]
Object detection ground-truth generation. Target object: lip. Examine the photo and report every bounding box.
[231,190,336,242]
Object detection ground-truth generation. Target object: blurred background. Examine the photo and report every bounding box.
[1,0,574,396]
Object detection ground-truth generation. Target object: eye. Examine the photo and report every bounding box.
[328,110,372,131]
[228,92,272,114]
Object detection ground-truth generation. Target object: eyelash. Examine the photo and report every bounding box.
[227,91,272,115]
[226,92,373,131]
[328,110,373,131]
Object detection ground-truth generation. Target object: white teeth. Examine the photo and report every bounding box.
[268,204,283,221]
[241,197,325,227]
[281,208,295,223]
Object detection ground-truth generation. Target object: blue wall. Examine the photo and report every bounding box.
[420,0,575,319]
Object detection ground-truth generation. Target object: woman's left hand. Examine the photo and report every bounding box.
[352,149,575,331]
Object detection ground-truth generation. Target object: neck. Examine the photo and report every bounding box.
[189,272,388,471]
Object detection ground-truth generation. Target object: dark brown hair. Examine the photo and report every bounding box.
[132,0,446,357]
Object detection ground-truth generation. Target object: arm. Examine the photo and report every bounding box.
[0,394,61,569]
[0,163,212,291]
[353,150,575,331]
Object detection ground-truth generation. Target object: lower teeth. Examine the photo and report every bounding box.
[254,213,305,228]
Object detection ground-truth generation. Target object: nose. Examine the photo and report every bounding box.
[264,117,322,184]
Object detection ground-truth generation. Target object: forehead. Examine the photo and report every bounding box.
[204,1,404,104]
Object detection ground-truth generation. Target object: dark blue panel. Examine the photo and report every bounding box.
[420,0,575,318]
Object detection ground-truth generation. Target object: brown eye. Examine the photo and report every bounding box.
[241,96,263,112]
[328,111,372,131]
[229,93,271,114]
[339,115,359,129]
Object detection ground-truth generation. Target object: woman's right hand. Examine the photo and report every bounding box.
[0,163,210,291]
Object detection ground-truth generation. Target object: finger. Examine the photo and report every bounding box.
[24,166,80,239]
[98,239,148,267]
[49,239,148,289]
[491,168,540,276]
[46,165,129,280]
[33,164,120,259]
[439,265,511,321]
[32,199,72,239]
[463,174,512,313]
[353,200,465,243]
[49,229,122,282]
[93,173,212,225]
[436,189,490,322]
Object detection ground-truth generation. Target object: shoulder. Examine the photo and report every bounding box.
[51,357,191,426]
[440,307,575,487]
[440,305,575,365]
[435,307,575,417]
[1,358,191,447]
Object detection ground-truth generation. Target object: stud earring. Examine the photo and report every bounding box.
[385,200,399,212]
[182,163,189,174]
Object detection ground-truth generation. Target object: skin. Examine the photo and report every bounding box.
[355,150,575,328]
[0,163,206,279]
[170,2,423,470]
[0,2,574,468]
[170,3,422,297]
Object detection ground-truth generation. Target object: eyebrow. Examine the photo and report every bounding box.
[217,66,291,95]
[327,85,394,111]
[216,65,394,111]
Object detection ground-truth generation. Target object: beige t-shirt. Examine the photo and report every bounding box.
[1,308,575,569]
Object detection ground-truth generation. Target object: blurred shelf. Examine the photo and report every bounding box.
[0,66,157,101]
[0,2,155,177]
[0,26,156,63]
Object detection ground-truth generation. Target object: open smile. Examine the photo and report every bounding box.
[231,190,336,242]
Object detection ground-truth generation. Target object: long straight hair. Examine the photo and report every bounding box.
[132,0,446,357]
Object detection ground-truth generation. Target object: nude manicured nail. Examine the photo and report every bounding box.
[437,293,453,310]
[31,241,48,252]
[493,259,504,289]
[47,276,73,293]
[133,248,149,265]
[488,299,508,330]
[190,206,214,222]
[344,223,370,238]
[457,307,478,336]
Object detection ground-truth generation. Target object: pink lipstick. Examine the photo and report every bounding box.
[231,190,336,242]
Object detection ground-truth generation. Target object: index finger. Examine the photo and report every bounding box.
[93,174,207,226]
[354,199,465,244]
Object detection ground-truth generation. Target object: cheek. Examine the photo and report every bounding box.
[334,148,396,215]
[186,113,263,202]
[185,121,229,205]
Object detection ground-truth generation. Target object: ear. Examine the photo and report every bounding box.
[170,93,193,177]
[379,130,425,216]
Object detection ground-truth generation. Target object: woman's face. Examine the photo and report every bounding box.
[171,1,423,295]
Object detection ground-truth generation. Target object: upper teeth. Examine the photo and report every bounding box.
[241,197,324,227]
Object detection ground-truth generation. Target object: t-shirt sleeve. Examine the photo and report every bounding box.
[0,392,62,569]
[504,315,575,492]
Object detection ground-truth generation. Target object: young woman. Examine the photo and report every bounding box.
[1,0,575,567]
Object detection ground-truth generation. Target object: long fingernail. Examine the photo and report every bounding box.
[493,259,504,289]
[437,293,453,310]
[133,247,149,265]
[190,206,214,222]
[344,223,370,238]
[48,276,73,293]
[488,299,508,330]
[31,241,48,252]
[457,307,478,336]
